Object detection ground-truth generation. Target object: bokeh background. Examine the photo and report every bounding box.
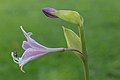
[0,0,120,80]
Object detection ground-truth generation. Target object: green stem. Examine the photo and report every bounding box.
[82,57,89,80]
[78,24,87,54]
[78,23,89,80]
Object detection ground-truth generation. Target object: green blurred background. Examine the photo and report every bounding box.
[0,0,120,80]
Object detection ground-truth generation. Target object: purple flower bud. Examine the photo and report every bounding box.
[42,8,58,18]
[42,7,83,24]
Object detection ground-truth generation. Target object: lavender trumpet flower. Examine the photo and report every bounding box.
[11,26,81,72]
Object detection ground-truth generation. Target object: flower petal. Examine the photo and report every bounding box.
[20,26,47,49]
[27,38,47,49]
[19,48,48,71]
[22,41,32,50]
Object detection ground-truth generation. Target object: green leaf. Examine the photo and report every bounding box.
[63,26,82,52]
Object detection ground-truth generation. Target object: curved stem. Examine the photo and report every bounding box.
[48,48,83,58]
[64,48,84,59]
[64,48,82,54]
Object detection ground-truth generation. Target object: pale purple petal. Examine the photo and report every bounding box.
[19,48,65,68]
[19,48,48,71]
[22,41,32,50]
[28,37,47,49]
[21,49,48,59]
[20,26,47,49]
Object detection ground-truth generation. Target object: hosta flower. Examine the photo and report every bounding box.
[42,8,83,24]
[11,26,81,72]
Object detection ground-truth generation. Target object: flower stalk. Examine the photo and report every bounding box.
[78,23,89,80]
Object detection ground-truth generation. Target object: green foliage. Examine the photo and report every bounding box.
[63,26,82,52]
